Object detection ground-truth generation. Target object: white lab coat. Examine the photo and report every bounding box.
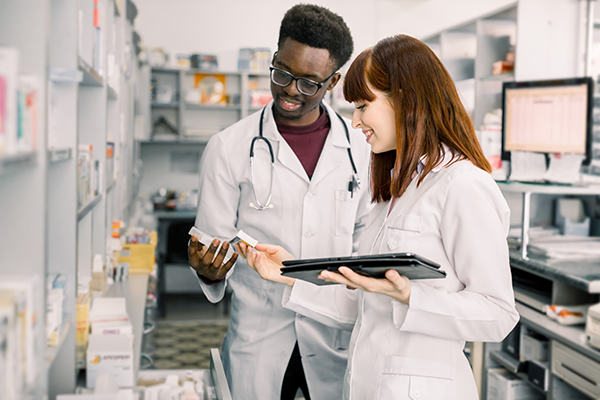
[192,101,373,400]
[283,153,520,400]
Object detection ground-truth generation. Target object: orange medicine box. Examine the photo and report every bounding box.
[117,231,157,274]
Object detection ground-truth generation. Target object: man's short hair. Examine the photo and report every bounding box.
[278,4,354,72]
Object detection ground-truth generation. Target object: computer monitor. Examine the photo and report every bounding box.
[501,77,593,165]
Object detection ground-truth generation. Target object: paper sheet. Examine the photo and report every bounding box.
[508,151,547,182]
[543,153,584,184]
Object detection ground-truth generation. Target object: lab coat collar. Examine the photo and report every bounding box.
[419,144,454,174]
[260,101,350,185]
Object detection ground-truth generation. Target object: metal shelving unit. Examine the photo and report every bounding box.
[0,151,37,175]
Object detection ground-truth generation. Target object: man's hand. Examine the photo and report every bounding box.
[187,235,238,281]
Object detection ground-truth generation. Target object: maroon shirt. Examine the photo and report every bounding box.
[276,106,330,179]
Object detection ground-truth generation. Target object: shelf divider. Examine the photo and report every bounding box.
[77,195,102,221]
[0,151,37,175]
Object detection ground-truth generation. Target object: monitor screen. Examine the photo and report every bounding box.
[501,77,593,165]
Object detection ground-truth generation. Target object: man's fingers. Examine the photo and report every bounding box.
[212,241,230,268]
[202,239,220,265]
[221,251,238,273]
[188,237,198,257]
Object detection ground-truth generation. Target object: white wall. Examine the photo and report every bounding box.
[134,0,516,71]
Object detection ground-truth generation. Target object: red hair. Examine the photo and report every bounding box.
[344,35,491,203]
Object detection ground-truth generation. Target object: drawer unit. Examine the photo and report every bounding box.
[552,340,600,398]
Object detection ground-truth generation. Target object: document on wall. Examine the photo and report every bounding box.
[508,151,547,182]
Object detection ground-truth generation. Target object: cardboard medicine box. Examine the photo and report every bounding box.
[86,334,134,388]
[117,231,157,274]
[487,368,544,400]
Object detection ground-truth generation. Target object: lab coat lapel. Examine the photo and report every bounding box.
[310,103,348,186]
[262,105,310,183]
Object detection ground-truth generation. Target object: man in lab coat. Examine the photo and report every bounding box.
[187,4,372,400]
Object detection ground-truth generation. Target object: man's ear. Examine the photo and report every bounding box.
[328,72,341,90]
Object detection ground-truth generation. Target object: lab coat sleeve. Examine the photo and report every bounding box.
[190,135,241,303]
[282,280,359,331]
[394,171,519,342]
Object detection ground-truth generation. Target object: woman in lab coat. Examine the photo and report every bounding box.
[238,34,520,400]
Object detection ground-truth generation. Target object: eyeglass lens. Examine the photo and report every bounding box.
[271,68,320,96]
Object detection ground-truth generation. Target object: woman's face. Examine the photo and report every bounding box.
[351,86,396,154]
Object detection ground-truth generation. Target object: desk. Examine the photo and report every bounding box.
[154,210,196,316]
[480,252,600,399]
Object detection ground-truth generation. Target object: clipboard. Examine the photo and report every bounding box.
[281,252,446,286]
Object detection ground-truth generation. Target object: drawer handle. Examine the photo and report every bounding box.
[562,363,597,386]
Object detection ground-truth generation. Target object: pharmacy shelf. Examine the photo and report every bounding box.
[150,67,180,74]
[489,349,546,395]
[78,57,103,87]
[138,138,210,145]
[184,104,241,111]
[46,315,73,366]
[497,181,600,195]
[479,72,514,81]
[48,147,72,163]
[0,151,37,175]
[516,302,600,364]
[77,195,102,221]
[151,102,178,109]
[106,273,149,376]
[490,349,521,373]
[510,252,600,294]
[106,179,116,193]
[107,84,118,99]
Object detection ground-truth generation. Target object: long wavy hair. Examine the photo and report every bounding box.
[344,35,491,203]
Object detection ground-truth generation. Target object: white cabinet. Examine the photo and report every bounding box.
[422,3,517,131]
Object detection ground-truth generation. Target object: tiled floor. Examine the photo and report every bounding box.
[153,292,306,399]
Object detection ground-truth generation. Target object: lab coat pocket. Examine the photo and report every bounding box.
[387,214,422,252]
[378,356,454,400]
[333,328,352,350]
[335,190,360,236]
[230,272,269,343]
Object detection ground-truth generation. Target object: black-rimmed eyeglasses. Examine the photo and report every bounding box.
[269,65,337,96]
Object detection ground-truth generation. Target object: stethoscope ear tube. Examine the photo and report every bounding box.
[249,105,360,211]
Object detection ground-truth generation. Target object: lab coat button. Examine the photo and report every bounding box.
[413,390,422,399]
[304,231,313,238]
[388,238,398,249]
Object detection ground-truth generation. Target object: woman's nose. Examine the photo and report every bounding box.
[351,110,362,129]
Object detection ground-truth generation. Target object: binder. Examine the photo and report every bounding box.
[281,252,446,286]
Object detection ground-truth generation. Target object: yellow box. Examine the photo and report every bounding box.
[117,232,157,274]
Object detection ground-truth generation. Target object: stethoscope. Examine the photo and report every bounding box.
[249,105,361,211]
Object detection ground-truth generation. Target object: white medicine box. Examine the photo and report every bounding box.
[86,334,134,388]
[486,368,544,400]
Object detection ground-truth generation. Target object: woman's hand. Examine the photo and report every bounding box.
[236,243,296,287]
[319,268,412,304]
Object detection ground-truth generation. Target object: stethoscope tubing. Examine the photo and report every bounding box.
[249,104,359,211]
